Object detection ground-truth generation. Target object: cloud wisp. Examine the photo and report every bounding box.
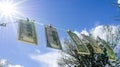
[30,51,60,67]
[0,59,24,67]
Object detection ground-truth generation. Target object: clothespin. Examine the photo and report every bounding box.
[0,23,7,27]
[67,29,71,32]
[27,18,29,22]
[49,24,52,28]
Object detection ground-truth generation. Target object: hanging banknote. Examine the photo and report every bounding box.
[82,34,103,54]
[18,19,38,45]
[44,25,62,50]
[98,37,116,61]
[67,30,90,55]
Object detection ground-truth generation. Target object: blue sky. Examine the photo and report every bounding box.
[0,0,120,67]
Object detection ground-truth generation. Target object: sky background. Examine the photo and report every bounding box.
[0,0,120,67]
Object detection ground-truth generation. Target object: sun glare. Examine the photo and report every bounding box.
[0,2,16,16]
[0,0,25,21]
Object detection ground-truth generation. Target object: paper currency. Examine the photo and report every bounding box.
[82,34,103,54]
[67,30,90,55]
[45,25,62,49]
[18,19,38,45]
[98,37,116,61]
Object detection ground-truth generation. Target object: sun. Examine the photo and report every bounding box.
[0,1,16,17]
[0,0,26,21]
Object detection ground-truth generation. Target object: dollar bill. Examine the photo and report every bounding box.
[67,30,90,55]
[98,37,116,61]
[82,34,103,54]
[18,20,38,45]
[45,25,62,50]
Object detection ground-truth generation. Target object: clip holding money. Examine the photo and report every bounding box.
[48,24,52,28]
[27,18,29,22]
[0,23,7,27]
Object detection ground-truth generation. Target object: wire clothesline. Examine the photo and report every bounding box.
[0,19,66,31]
[0,18,67,32]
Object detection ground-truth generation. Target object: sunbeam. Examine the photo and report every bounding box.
[0,0,26,22]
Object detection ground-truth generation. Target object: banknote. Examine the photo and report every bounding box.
[82,34,103,54]
[98,37,116,61]
[67,30,90,55]
[18,20,38,45]
[45,25,62,49]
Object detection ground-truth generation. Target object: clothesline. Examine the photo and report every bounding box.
[32,19,67,32]
[0,19,67,32]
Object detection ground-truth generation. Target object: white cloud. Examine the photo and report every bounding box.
[35,49,41,54]
[74,30,89,39]
[30,51,59,67]
[90,25,119,40]
[90,25,106,40]
[74,30,89,36]
[80,29,89,36]
[118,0,120,4]
[0,59,7,66]
[74,31,81,37]
[8,65,24,67]
[0,59,24,67]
